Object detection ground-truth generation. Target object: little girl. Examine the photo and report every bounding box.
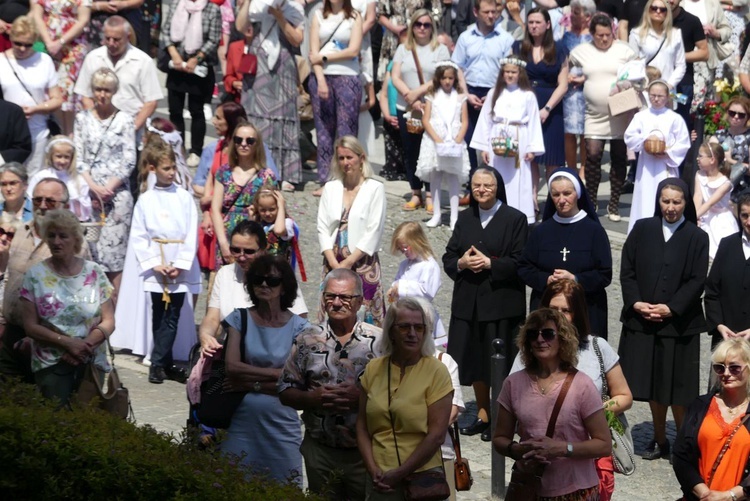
[386,221,446,346]
[27,136,91,221]
[694,142,740,258]
[110,138,201,380]
[471,57,545,224]
[251,187,306,281]
[416,61,470,230]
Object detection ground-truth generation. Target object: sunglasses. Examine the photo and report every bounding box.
[32,197,61,206]
[394,323,426,335]
[11,41,33,48]
[712,363,747,376]
[728,110,748,119]
[413,21,432,29]
[0,228,15,241]
[323,292,361,303]
[234,136,257,146]
[229,246,259,256]
[649,6,668,13]
[532,328,557,342]
[249,275,283,287]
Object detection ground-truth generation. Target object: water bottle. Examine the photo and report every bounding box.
[364,311,374,325]
[722,136,735,153]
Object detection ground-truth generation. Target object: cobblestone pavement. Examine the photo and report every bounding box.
[115,113,708,499]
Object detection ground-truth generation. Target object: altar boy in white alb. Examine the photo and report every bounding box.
[122,139,201,384]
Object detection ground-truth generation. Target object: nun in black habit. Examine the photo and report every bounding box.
[443,168,528,442]
[518,168,613,338]
[618,177,709,461]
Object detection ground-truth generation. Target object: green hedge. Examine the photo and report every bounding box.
[0,380,320,500]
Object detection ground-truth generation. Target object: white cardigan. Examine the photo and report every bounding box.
[317,178,386,257]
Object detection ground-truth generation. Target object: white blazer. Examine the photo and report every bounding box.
[317,177,386,257]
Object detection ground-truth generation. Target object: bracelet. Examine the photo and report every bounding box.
[730,489,737,501]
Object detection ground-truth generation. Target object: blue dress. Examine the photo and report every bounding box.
[513,41,568,166]
[221,310,309,486]
[561,32,592,135]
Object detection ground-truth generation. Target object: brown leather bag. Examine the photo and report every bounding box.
[505,370,577,501]
[449,421,473,491]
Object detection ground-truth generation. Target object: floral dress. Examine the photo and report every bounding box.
[20,260,113,373]
[561,31,592,135]
[74,109,136,272]
[214,164,277,269]
[38,0,91,111]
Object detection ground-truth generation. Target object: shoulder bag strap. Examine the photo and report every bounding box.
[591,336,610,400]
[411,47,425,86]
[449,422,463,462]
[707,413,750,488]
[320,17,346,52]
[387,358,403,466]
[3,52,40,105]
[645,35,667,66]
[239,308,248,363]
[545,370,577,438]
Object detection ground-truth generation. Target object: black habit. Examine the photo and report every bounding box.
[704,232,750,347]
[618,216,709,405]
[0,100,32,164]
[443,202,528,386]
[518,216,612,338]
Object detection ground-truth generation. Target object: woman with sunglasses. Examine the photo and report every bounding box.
[673,338,750,501]
[211,120,276,270]
[0,212,21,313]
[708,96,750,196]
[510,279,632,500]
[618,178,709,461]
[220,254,309,484]
[629,0,686,90]
[494,308,612,501]
[356,297,454,499]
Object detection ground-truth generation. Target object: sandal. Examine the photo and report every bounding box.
[312,187,324,197]
[403,195,422,211]
[425,196,434,215]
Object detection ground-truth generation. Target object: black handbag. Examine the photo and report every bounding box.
[194,309,248,429]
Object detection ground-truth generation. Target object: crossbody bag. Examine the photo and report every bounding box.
[3,52,61,135]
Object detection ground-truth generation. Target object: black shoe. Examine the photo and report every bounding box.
[642,440,670,460]
[165,365,187,384]
[460,418,490,436]
[621,180,634,194]
[149,366,166,384]
[481,426,493,442]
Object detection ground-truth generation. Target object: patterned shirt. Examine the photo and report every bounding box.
[278,321,383,448]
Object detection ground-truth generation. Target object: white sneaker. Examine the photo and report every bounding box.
[204,104,213,121]
[426,216,442,228]
[187,153,201,168]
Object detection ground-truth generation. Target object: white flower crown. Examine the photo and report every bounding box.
[499,57,527,68]
[435,60,459,71]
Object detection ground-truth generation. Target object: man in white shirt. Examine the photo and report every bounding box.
[73,15,163,134]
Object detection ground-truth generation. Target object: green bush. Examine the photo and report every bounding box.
[0,380,320,500]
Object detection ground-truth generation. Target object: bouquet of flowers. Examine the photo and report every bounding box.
[704,77,743,136]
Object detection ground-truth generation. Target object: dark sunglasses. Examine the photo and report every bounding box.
[234,136,257,146]
[649,6,668,13]
[394,323,426,335]
[229,246,259,256]
[712,363,747,376]
[32,196,61,206]
[11,41,33,48]
[413,21,432,29]
[323,292,361,303]
[728,110,748,119]
[0,228,15,241]
[249,275,283,287]
[532,328,557,342]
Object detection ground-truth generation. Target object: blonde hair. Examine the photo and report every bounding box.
[0,212,22,231]
[138,137,176,193]
[711,339,750,392]
[251,184,282,223]
[379,297,436,357]
[637,0,673,44]
[44,136,84,198]
[91,68,119,92]
[39,209,84,254]
[9,15,37,40]
[405,9,439,51]
[228,121,267,170]
[390,221,435,259]
[329,136,374,181]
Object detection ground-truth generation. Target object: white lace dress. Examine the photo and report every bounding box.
[697,172,740,259]
[415,89,470,183]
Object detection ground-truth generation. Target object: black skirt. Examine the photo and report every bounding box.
[166,66,215,96]
[618,327,700,406]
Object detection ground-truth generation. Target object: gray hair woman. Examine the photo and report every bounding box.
[356,297,454,499]
[0,163,32,222]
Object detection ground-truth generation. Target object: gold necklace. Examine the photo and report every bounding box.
[535,371,560,395]
[725,397,749,416]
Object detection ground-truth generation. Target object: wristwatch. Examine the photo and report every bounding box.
[565,443,573,457]
[253,381,262,392]
[322,55,328,64]
[544,105,551,112]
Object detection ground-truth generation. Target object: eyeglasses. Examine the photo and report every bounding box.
[323,292,361,303]
[0,180,21,188]
[249,275,283,287]
[229,246,259,256]
[728,110,748,119]
[11,41,33,48]
[712,363,747,376]
[0,228,15,241]
[234,136,257,146]
[394,323,426,335]
[532,328,557,342]
[32,197,61,207]
[413,21,432,30]
[649,6,668,13]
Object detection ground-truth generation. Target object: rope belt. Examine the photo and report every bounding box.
[152,238,185,308]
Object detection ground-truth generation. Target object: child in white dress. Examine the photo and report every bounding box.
[471,57,545,224]
[694,142,740,258]
[387,222,446,345]
[27,136,91,221]
[416,61,470,230]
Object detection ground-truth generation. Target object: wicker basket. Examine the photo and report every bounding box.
[81,192,106,243]
[644,129,667,155]
[491,136,518,158]
[405,110,425,134]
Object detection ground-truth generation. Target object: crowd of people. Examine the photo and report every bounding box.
[3,0,750,499]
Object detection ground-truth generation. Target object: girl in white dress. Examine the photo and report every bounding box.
[694,142,740,259]
[624,79,690,234]
[416,61,470,230]
[386,221,446,346]
[27,136,91,222]
[470,57,545,224]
